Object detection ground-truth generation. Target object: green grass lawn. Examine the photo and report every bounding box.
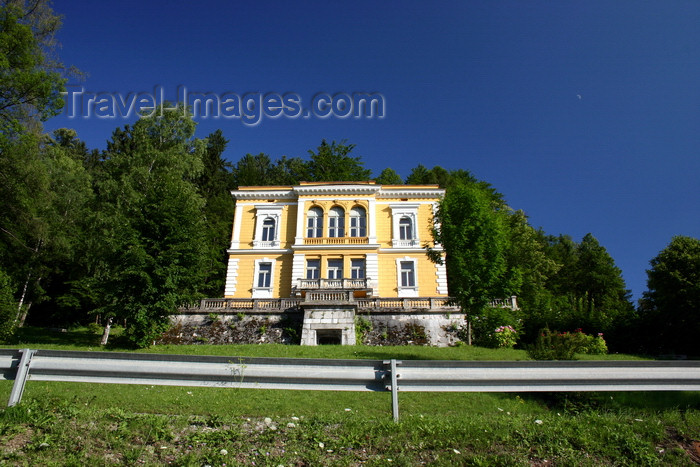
[0,327,698,465]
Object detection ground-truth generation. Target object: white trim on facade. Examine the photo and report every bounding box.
[291,253,306,293]
[230,204,244,249]
[396,256,419,297]
[223,258,239,297]
[253,204,283,249]
[366,253,379,295]
[294,184,381,196]
[252,258,276,298]
[390,204,420,248]
[377,187,445,199]
[232,189,295,200]
[435,260,448,295]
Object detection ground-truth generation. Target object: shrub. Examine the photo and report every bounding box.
[355,316,373,343]
[87,322,103,334]
[527,328,608,360]
[492,325,518,348]
[583,333,608,355]
[471,307,522,348]
[0,269,17,342]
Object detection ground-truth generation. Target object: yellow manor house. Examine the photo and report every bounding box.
[224,181,447,302]
[221,181,462,345]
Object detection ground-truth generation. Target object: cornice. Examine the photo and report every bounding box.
[377,187,445,199]
[294,184,382,196]
[226,248,293,254]
[231,184,444,200]
[231,189,295,200]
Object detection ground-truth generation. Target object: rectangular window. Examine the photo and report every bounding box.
[351,259,365,279]
[257,262,272,288]
[327,259,343,279]
[307,217,322,238]
[328,217,345,237]
[350,216,366,237]
[261,219,275,241]
[306,259,320,279]
[400,261,415,287]
[399,217,413,240]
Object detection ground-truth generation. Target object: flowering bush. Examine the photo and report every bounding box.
[492,325,518,348]
[471,306,522,348]
[583,333,608,355]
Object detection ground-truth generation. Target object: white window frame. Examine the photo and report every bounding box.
[253,205,283,248]
[349,206,367,237]
[261,218,276,241]
[350,258,365,279]
[398,216,413,240]
[396,257,418,297]
[306,207,323,238]
[328,206,345,238]
[306,259,320,280]
[252,258,276,298]
[390,204,419,248]
[327,259,344,279]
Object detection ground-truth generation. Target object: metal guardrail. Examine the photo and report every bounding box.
[2,349,699,421]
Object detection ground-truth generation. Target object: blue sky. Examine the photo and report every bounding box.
[46,1,700,300]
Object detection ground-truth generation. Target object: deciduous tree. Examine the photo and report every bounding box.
[94,106,209,347]
[641,236,700,355]
[374,167,403,185]
[306,139,371,182]
[428,180,519,344]
[0,0,68,138]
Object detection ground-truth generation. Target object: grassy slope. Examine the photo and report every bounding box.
[0,327,698,465]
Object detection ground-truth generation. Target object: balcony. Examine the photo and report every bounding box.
[392,239,420,248]
[296,278,370,290]
[303,237,369,245]
[253,240,280,249]
[186,295,517,313]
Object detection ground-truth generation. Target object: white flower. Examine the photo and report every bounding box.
[534,419,543,424]
[220,449,228,455]
[264,417,273,425]
[318,442,325,449]
[287,422,296,428]
[453,449,461,454]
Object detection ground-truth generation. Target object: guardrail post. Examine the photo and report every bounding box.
[384,359,401,422]
[8,348,35,407]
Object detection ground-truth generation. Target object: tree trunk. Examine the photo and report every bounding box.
[15,272,31,325]
[15,240,42,327]
[466,316,473,345]
[100,317,113,346]
[17,302,31,327]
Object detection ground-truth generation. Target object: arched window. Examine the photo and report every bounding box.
[399,216,413,240]
[261,217,275,242]
[349,207,366,237]
[306,207,323,238]
[328,206,345,238]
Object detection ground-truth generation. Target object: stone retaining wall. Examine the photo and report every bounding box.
[169,308,466,346]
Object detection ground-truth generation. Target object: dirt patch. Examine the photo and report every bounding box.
[0,426,34,455]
